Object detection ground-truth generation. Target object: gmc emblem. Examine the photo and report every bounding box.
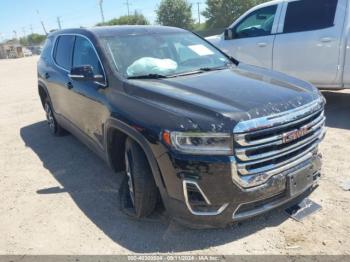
[282,127,309,144]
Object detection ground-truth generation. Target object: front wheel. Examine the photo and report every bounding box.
[120,138,158,218]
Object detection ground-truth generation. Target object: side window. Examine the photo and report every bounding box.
[284,0,338,33]
[73,36,103,76]
[234,5,277,39]
[54,35,75,70]
[41,37,53,61]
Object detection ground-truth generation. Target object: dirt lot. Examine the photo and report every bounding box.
[0,56,349,255]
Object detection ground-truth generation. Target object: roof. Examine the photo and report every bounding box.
[50,25,187,38]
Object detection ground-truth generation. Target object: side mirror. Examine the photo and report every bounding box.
[69,65,107,83]
[224,28,235,40]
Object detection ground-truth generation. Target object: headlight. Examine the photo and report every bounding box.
[163,131,233,155]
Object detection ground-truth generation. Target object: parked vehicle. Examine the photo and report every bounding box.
[27,46,42,55]
[207,0,349,89]
[23,48,33,57]
[38,26,325,228]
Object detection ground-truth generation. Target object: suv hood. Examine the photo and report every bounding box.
[124,63,321,131]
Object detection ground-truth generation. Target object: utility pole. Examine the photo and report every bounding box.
[13,30,18,41]
[99,0,105,24]
[30,25,34,34]
[40,21,48,35]
[57,16,62,30]
[22,27,27,37]
[124,0,132,16]
[36,10,48,35]
[196,2,202,24]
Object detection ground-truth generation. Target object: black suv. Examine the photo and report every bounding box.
[38,26,325,228]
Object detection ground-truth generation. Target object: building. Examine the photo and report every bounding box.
[0,42,24,59]
[0,44,7,59]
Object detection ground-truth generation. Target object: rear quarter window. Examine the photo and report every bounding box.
[41,37,53,61]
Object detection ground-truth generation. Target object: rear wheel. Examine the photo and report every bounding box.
[120,138,158,218]
[44,97,65,136]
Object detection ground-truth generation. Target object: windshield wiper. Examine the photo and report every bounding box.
[171,66,228,78]
[127,73,168,79]
[198,66,228,72]
[229,56,240,66]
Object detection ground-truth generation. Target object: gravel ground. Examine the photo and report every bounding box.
[0,56,349,255]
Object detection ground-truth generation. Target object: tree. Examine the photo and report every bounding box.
[19,34,46,46]
[27,34,46,45]
[156,0,194,29]
[96,12,149,26]
[202,0,270,29]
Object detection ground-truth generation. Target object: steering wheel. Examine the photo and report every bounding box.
[239,26,266,38]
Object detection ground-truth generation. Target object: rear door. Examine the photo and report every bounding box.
[221,4,281,69]
[51,35,75,119]
[273,0,345,86]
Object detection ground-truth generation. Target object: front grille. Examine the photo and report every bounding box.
[232,99,326,188]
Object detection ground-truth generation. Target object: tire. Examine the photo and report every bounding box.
[44,97,66,136]
[120,138,158,218]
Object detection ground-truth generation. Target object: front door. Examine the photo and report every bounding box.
[68,35,109,149]
[221,4,280,69]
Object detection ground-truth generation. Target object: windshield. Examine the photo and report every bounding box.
[102,32,232,78]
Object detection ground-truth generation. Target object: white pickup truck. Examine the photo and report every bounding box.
[207,0,350,89]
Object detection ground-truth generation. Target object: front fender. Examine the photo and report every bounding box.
[104,118,167,195]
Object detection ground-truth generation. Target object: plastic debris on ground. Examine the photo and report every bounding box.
[285,198,322,222]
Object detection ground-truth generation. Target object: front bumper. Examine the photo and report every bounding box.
[156,150,322,229]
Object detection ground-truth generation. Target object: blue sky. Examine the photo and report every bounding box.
[0,0,205,41]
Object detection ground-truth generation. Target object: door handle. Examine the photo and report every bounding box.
[66,82,74,90]
[257,42,267,47]
[320,37,332,43]
[44,72,50,79]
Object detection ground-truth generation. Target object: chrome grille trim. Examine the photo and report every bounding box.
[232,97,326,188]
[237,135,323,176]
[234,97,325,134]
[236,124,325,162]
[232,149,319,189]
[235,110,325,147]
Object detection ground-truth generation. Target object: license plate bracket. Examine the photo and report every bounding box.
[287,168,314,197]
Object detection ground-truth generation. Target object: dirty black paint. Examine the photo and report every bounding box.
[37,26,324,228]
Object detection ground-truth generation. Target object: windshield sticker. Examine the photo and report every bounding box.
[188,45,214,56]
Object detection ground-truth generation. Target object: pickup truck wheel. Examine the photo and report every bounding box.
[120,138,158,218]
[44,98,65,136]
